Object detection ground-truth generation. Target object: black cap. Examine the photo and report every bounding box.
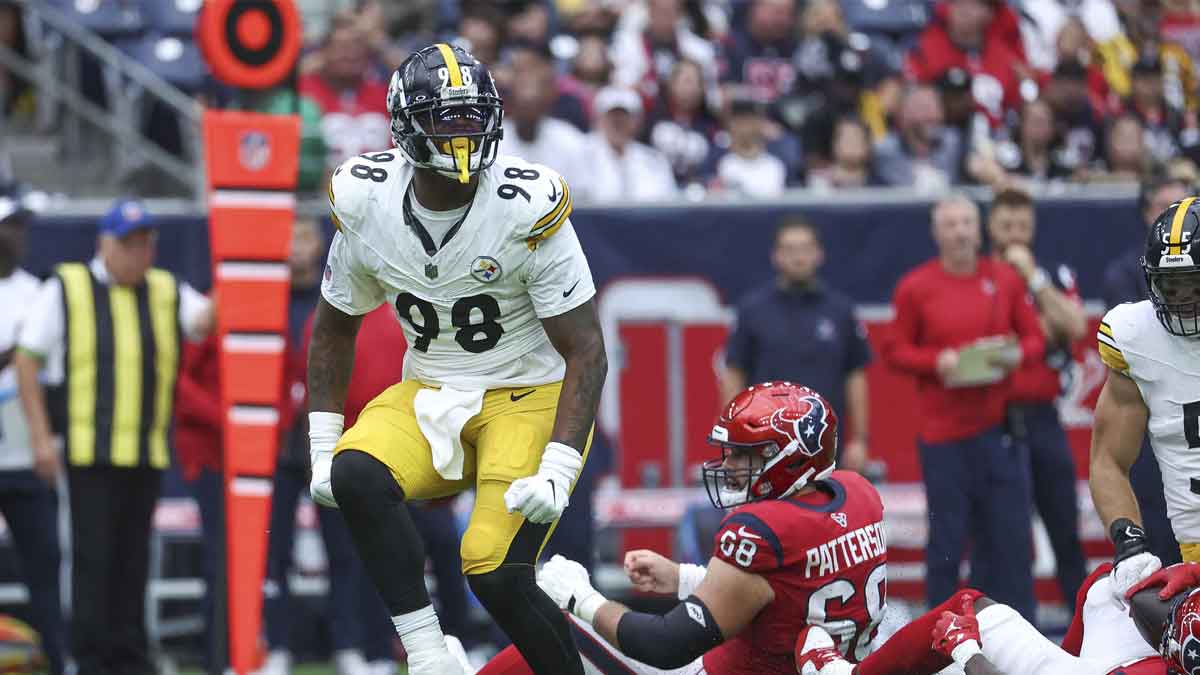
[1133,54,1163,76]
[1053,59,1087,81]
[729,95,768,117]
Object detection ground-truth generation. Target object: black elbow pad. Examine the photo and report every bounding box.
[615,595,724,669]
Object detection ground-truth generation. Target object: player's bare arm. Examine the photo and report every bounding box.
[307,298,365,414]
[1089,369,1150,534]
[540,298,607,452]
[1090,367,1163,596]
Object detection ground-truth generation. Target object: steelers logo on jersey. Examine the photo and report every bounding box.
[470,256,503,283]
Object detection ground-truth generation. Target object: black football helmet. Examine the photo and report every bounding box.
[1144,196,1200,337]
[387,43,504,183]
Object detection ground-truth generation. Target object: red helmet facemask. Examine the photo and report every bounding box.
[702,381,839,509]
[1164,588,1200,674]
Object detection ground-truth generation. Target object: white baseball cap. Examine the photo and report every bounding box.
[593,86,643,116]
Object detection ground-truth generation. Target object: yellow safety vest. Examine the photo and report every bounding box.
[58,263,179,469]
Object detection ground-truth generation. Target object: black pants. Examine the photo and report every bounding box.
[67,466,162,675]
[918,426,1036,623]
[187,467,226,674]
[1015,402,1087,611]
[0,471,66,674]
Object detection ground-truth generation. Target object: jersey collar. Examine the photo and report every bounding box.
[401,180,476,257]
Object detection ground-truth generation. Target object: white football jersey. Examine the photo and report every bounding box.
[0,268,40,470]
[322,151,595,390]
[1098,300,1200,542]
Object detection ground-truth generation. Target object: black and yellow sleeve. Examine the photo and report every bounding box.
[526,176,572,250]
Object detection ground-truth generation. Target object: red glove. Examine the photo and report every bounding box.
[932,594,982,663]
[1126,562,1200,600]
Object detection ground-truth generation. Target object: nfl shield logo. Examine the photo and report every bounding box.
[425,263,439,279]
[238,131,271,172]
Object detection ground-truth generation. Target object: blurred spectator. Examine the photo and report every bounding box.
[1097,0,1197,114]
[1042,60,1108,172]
[500,45,590,188]
[506,0,553,46]
[719,0,798,103]
[786,0,883,167]
[1095,112,1151,181]
[1100,173,1190,567]
[580,86,677,202]
[986,187,1088,612]
[1017,0,1123,72]
[881,194,1043,623]
[245,84,329,194]
[299,17,392,170]
[994,99,1075,181]
[560,31,614,114]
[873,85,964,189]
[610,0,718,104]
[905,0,1032,126]
[16,200,213,675]
[502,41,589,131]
[1161,0,1200,62]
[643,58,721,188]
[1053,15,1119,111]
[1125,54,1198,165]
[453,3,505,68]
[721,216,872,472]
[0,193,65,675]
[712,97,788,197]
[174,333,227,675]
[806,116,880,190]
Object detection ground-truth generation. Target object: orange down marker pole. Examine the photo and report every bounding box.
[203,109,300,674]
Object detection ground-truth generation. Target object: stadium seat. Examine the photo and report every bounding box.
[115,34,207,92]
[46,0,145,39]
[841,0,931,36]
[139,0,200,38]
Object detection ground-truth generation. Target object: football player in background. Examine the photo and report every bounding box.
[1091,196,1200,607]
[479,382,889,675]
[306,44,607,675]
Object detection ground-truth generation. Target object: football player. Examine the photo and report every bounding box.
[478,382,889,674]
[306,44,607,675]
[796,560,1192,674]
[1091,196,1200,606]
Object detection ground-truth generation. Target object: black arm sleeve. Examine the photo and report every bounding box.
[614,595,725,669]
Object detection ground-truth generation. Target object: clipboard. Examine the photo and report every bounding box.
[943,336,1020,388]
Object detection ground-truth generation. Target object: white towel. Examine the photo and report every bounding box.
[413,385,485,480]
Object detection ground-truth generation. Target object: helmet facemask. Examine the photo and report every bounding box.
[387,52,504,184]
[1145,264,1200,337]
[702,443,772,509]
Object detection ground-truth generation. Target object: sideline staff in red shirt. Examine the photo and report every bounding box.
[882,193,1044,622]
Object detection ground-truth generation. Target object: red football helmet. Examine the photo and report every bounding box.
[1164,587,1200,674]
[702,381,839,509]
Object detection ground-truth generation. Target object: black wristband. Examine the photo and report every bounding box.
[1111,517,1149,565]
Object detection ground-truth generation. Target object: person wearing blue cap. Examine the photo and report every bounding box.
[13,198,212,675]
[0,188,67,675]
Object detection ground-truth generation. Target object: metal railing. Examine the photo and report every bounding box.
[0,0,205,199]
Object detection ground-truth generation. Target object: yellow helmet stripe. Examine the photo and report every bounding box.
[1169,196,1197,255]
[435,43,463,87]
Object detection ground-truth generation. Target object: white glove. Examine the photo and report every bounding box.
[1111,552,1162,606]
[308,412,343,508]
[503,442,582,524]
[537,554,607,624]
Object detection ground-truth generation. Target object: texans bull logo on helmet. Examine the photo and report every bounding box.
[769,395,830,460]
[1182,634,1200,675]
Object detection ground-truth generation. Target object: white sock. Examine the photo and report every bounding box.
[393,605,448,659]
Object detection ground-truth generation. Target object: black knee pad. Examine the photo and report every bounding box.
[331,450,404,509]
[468,564,534,607]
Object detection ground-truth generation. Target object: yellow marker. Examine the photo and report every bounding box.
[451,136,471,184]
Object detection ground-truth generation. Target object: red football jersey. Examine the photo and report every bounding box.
[702,470,887,674]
